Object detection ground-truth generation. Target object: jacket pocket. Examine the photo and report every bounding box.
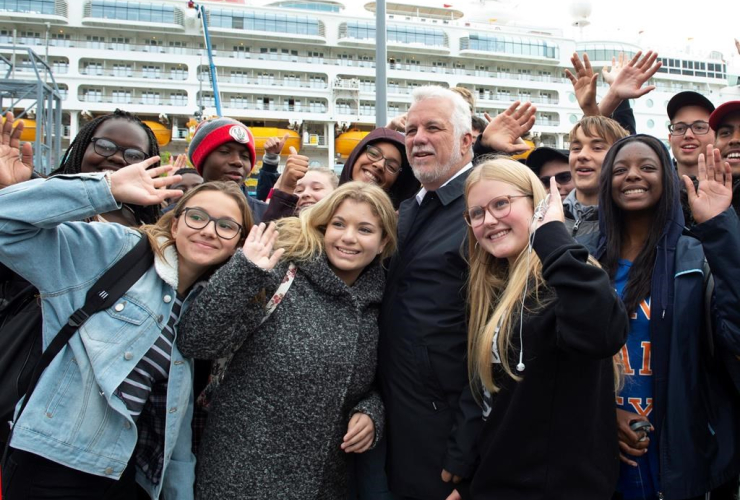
[412,345,450,411]
[80,297,152,343]
[43,356,78,419]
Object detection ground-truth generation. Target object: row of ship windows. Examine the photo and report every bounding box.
[1,0,558,55]
[0,0,732,73]
[73,90,563,123]
[2,38,728,80]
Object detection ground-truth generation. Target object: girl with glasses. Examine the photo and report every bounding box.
[49,108,163,227]
[597,135,740,500]
[0,144,252,498]
[455,157,628,500]
[177,182,397,500]
[264,128,419,222]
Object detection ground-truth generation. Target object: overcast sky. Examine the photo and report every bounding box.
[478,0,739,63]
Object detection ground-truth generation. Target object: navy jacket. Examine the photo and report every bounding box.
[595,182,740,499]
[378,167,482,499]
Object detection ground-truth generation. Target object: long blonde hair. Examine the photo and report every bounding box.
[275,181,398,263]
[138,181,253,260]
[466,158,548,397]
[467,159,620,398]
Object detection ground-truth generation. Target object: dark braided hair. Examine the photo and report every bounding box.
[51,109,161,224]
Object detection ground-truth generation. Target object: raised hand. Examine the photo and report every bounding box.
[0,111,34,188]
[683,145,733,224]
[264,133,289,156]
[601,53,626,85]
[242,222,284,270]
[604,51,661,100]
[109,156,184,206]
[169,153,188,171]
[565,53,599,116]
[275,146,309,194]
[387,113,407,132]
[480,101,536,154]
[534,175,565,231]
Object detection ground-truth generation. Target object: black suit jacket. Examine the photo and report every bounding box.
[378,166,483,499]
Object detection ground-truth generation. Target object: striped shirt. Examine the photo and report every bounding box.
[117,294,183,419]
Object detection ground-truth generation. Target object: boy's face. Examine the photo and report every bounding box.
[569,127,611,198]
[200,141,252,185]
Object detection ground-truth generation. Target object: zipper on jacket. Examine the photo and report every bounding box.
[572,219,582,236]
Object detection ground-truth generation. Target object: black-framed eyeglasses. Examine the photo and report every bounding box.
[91,137,149,165]
[179,207,242,240]
[539,171,572,186]
[366,144,403,174]
[464,195,532,227]
[668,121,711,136]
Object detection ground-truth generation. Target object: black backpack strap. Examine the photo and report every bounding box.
[15,235,153,423]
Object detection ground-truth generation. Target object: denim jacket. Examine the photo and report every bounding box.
[0,174,196,500]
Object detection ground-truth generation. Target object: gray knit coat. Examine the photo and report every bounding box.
[177,251,385,500]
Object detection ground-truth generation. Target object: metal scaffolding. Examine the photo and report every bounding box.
[0,45,63,175]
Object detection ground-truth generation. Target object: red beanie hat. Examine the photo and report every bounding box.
[188,118,257,174]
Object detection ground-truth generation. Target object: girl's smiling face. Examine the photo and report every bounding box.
[467,179,534,265]
[323,199,387,286]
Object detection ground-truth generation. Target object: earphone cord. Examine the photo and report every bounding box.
[517,194,550,373]
[517,217,540,372]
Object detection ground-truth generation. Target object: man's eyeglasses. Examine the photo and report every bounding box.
[91,137,149,165]
[179,207,242,240]
[464,195,532,227]
[668,121,711,136]
[539,171,572,186]
[366,145,402,175]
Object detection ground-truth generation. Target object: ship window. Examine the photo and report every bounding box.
[344,22,446,48]
[270,1,341,12]
[210,9,321,36]
[463,34,558,59]
[89,1,178,24]
[0,0,56,15]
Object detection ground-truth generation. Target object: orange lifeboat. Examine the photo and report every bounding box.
[249,127,300,155]
[142,121,172,147]
[512,139,536,161]
[1,117,36,142]
[335,130,370,158]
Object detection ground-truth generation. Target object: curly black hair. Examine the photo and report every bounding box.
[51,109,161,224]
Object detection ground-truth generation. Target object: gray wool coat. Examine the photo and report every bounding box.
[177,251,385,500]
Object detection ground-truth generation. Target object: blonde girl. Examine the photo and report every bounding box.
[177,182,397,500]
[456,158,628,500]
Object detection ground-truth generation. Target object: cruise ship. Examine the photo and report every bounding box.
[0,0,734,177]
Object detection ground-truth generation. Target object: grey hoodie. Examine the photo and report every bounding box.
[562,189,600,240]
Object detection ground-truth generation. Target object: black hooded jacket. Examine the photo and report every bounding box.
[590,136,740,499]
[262,128,419,222]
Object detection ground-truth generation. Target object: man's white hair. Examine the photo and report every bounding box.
[410,86,472,138]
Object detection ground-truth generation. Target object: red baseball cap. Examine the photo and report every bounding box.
[709,101,740,131]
